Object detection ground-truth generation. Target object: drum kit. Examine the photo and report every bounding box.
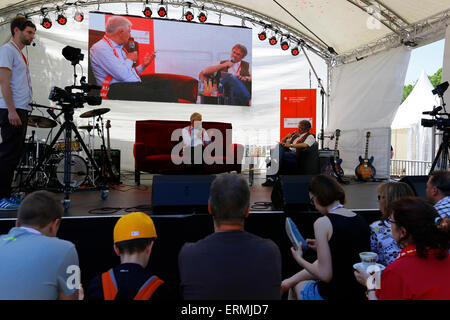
[16,107,113,202]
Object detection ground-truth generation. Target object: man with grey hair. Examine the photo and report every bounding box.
[201,44,251,106]
[90,15,155,97]
[0,191,80,299]
[178,174,281,299]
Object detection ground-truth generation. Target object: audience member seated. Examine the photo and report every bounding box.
[84,212,169,300]
[178,174,282,300]
[281,174,371,300]
[370,182,415,266]
[426,170,450,218]
[262,120,319,187]
[0,191,80,300]
[355,198,450,300]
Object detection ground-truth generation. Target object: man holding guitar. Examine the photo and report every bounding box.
[262,120,316,187]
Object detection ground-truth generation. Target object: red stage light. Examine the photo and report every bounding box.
[291,47,300,56]
[258,31,266,41]
[41,17,52,29]
[185,11,194,21]
[143,7,152,17]
[158,6,167,17]
[57,14,67,25]
[280,41,289,50]
[198,12,207,23]
[74,12,84,22]
[269,36,277,45]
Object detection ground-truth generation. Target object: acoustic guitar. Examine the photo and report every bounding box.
[355,131,376,181]
[321,129,344,179]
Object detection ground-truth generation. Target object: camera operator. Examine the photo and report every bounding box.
[0,16,36,210]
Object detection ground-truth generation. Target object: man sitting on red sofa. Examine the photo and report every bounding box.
[181,112,211,173]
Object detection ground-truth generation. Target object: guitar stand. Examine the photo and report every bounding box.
[22,107,109,211]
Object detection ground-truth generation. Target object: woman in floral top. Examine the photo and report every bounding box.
[370,182,415,266]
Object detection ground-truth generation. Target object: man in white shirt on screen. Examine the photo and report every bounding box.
[200,44,251,106]
[182,113,211,173]
[89,16,155,98]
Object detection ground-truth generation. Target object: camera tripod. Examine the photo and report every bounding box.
[430,129,449,173]
[22,105,109,210]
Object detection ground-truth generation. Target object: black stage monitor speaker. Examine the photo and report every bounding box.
[152,175,216,214]
[271,175,315,211]
[399,175,428,200]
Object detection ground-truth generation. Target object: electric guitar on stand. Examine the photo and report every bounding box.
[105,120,119,182]
[321,129,344,180]
[355,131,376,181]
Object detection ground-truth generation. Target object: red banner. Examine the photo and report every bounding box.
[280,89,316,140]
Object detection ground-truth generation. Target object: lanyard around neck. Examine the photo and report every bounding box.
[103,36,127,58]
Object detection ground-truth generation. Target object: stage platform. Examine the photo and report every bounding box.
[0,169,384,220]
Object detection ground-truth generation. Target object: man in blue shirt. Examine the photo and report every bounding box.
[0,191,80,299]
[426,170,450,218]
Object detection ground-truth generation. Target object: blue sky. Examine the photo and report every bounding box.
[404,39,445,85]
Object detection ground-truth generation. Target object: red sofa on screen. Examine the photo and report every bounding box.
[133,120,244,184]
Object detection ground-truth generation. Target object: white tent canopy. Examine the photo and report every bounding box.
[392,70,440,162]
[1,0,449,62]
[392,70,439,130]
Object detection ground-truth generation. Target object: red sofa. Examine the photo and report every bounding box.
[133,120,243,184]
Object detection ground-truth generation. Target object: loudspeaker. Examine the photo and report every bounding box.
[271,175,315,211]
[93,149,121,183]
[152,175,216,214]
[399,175,428,200]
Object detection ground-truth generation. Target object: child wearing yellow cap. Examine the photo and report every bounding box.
[84,212,169,300]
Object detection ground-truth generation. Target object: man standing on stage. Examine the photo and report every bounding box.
[0,16,36,210]
[90,15,155,98]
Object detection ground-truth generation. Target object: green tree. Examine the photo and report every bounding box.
[402,68,442,102]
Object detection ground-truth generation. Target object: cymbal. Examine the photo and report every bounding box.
[28,115,57,128]
[79,125,94,131]
[79,108,110,118]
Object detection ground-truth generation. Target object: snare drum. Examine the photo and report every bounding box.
[54,139,82,152]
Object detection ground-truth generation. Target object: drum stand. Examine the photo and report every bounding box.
[22,107,109,210]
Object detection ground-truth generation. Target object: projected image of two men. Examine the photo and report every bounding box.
[88,12,252,106]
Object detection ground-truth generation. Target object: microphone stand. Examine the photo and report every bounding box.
[300,43,327,150]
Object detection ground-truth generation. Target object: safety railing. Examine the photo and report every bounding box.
[390,159,432,177]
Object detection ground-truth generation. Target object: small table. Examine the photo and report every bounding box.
[245,156,266,186]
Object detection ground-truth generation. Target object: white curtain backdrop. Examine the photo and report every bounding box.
[327,46,411,178]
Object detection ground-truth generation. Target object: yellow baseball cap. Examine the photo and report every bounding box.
[113,212,157,243]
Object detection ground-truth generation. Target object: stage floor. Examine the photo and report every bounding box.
[0,169,385,220]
